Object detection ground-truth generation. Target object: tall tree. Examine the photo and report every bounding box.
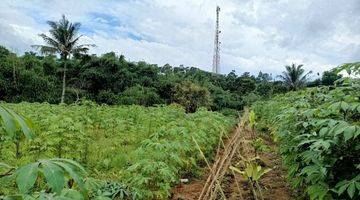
[321,69,342,85]
[279,64,312,91]
[32,15,94,103]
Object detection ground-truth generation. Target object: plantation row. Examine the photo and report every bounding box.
[252,80,360,199]
[0,102,235,199]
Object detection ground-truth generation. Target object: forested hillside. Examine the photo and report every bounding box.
[0,45,340,113]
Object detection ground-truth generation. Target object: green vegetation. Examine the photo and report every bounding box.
[1,14,358,200]
[0,102,234,199]
[231,163,271,200]
[250,138,270,155]
[279,64,312,91]
[0,44,291,113]
[0,14,342,117]
[252,64,360,199]
[32,15,95,104]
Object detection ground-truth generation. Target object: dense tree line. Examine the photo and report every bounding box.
[0,45,341,113]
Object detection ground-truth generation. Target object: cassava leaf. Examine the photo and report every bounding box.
[50,158,86,174]
[15,162,39,194]
[343,126,356,141]
[347,182,356,199]
[41,160,66,194]
[7,108,35,140]
[0,106,17,137]
[60,189,84,200]
[52,161,85,191]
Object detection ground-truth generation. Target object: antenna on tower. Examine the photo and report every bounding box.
[212,6,221,74]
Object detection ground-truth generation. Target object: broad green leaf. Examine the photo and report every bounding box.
[333,123,348,136]
[340,101,349,111]
[7,109,35,140]
[42,161,65,194]
[347,182,355,199]
[15,162,39,194]
[355,182,360,191]
[354,127,360,138]
[307,184,328,200]
[52,161,85,191]
[0,106,17,137]
[60,189,84,200]
[329,102,341,111]
[319,127,329,136]
[344,126,356,141]
[297,139,317,147]
[336,181,349,195]
[50,158,86,174]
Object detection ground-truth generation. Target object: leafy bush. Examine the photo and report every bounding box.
[119,85,163,106]
[209,86,243,110]
[96,90,121,105]
[173,81,211,113]
[252,82,360,199]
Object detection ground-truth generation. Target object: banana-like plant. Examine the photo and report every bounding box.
[231,163,271,182]
[230,163,271,200]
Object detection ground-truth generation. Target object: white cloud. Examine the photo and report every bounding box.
[0,0,359,75]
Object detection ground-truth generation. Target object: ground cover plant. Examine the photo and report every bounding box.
[251,65,360,199]
[0,102,234,199]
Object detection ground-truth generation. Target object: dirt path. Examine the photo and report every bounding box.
[171,122,293,200]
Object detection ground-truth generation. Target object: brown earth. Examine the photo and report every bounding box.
[171,123,293,200]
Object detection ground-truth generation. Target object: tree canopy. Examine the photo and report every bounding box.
[0,45,341,113]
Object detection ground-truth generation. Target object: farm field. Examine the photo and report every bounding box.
[0,76,359,200]
[1,1,360,199]
[171,82,360,200]
[0,102,235,199]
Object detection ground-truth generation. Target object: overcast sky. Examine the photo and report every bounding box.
[1,0,359,76]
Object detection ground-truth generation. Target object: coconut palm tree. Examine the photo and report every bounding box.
[279,64,312,91]
[32,15,94,103]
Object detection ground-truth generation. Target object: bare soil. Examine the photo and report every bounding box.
[171,125,293,200]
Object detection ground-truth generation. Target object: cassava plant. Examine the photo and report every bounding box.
[0,105,87,199]
[251,63,360,200]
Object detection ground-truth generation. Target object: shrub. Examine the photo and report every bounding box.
[173,81,211,113]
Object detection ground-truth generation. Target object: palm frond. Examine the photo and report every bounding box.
[31,45,58,55]
[67,35,83,49]
[46,21,58,30]
[67,22,81,41]
[280,63,310,90]
[34,15,93,58]
[38,34,59,48]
